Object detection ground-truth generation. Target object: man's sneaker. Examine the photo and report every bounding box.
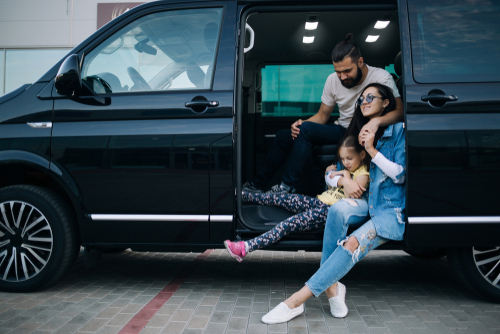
[224,240,246,262]
[328,282,348,318]
[266,183,296,195]
[261,302,304,324]
[242,181,263,193]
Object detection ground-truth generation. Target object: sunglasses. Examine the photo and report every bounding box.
[356,93,384,106]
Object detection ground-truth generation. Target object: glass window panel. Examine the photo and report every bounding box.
[0,50,4,95]
[4,49,70,94]
[261,64,338,117]
[408,0,500,83]
[82,8,222,94]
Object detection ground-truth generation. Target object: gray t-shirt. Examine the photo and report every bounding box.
[321,64,400,128]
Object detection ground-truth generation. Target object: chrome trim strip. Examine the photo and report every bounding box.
[27,122,52,129]
[408,217,500,224]
[90,214,233,222]
[210,215,233,222]
[91,214,209,221]
[264,134,276,138]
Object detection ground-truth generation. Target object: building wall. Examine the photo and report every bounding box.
[0,0,152,94]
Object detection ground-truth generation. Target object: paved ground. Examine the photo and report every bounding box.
[0,249,499,334]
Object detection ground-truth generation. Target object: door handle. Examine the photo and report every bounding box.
[421,94,458,102]
[185,101,219,108]
[27,122,52,129]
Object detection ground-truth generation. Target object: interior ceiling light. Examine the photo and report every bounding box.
[303,36,315,43]
[374,20,390,29]
[305,22,318,30]
[365,35,380,42]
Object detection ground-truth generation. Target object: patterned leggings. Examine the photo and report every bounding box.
[242,191,329,252]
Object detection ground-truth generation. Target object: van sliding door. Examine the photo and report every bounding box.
[401,0,500,247]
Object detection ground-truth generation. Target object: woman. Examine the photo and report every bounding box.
[260,82,406,324]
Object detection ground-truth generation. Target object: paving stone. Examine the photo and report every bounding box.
[424,321,452,334]
[399,316,427,328]
[95,307,121,319]
[385,321,410,334]
[78,318,109,332]
[214,302,234,312]
[268,322,288,332]
[247,323,267,334]
[161,321,186,334]
[227,317,248,331]
[231,306,251,318]
[39,316,70,330]
[307,320,329,333]
[362,315,385,328]
[209,311,230,324]
[171,309,194,322]
[106,313,134,326]
[186,316,209,329]
[203,323,226,334]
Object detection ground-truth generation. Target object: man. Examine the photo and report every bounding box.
[243,33,403,195]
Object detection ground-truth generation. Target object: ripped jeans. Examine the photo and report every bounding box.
[305,199,388,297]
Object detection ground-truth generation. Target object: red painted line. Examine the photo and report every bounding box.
[118,249,214,334]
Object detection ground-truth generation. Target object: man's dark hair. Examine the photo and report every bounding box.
[331,33,362,63]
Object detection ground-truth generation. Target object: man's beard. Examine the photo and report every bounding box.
[340,65,363,88]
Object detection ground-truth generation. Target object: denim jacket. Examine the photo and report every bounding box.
[336,122,406,240]
[368,122,406,240]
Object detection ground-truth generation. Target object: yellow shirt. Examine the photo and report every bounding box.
[316,165,370,206]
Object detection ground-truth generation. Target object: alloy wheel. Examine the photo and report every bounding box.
[0,201,53,282]
[473,247,500,290]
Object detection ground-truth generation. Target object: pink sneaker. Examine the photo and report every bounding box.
[224,240,246,262]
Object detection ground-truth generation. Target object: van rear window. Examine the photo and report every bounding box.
[408,0,500,83]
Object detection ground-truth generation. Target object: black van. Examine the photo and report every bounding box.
[0,0,499,300]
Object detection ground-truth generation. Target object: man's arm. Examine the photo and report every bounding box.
[291,103,335,139]
[358,97,403,142]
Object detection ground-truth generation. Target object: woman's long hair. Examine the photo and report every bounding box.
[335,83,397,167]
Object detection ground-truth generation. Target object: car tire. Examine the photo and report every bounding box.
[405,248,446,259]
[0,185,77,292]
[447,247,500,302]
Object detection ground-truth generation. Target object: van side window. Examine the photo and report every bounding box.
[260,64,339,118]
[81,8,222,94]
[408,0,500,83]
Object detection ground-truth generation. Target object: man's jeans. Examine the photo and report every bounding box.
[253,122,346,190]
[305,198,388,297]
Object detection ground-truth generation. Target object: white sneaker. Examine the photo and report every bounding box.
[261,302,304,324]
[329,282,348,318]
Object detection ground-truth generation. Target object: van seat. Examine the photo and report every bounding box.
[312,144,337,170]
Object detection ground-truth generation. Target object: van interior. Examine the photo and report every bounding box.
[238,8,402,241]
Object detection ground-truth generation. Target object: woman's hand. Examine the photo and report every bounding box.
[341,178,366,199]
[359,129,378,158]
[359,117,381,141]
[324,164,337,176]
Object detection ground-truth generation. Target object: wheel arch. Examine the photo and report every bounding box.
[0,151,84,245]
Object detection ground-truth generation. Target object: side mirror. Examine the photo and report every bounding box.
[55,54,82,96]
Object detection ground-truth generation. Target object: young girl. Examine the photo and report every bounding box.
[224,135,370,262]
[260,83,405,324]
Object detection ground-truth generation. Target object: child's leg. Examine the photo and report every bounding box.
[246,202,330,252]
[305,220,388,298]
[242,191,323,214]
[320,198,369,267]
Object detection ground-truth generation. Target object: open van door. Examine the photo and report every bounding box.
[400,0,500,300]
